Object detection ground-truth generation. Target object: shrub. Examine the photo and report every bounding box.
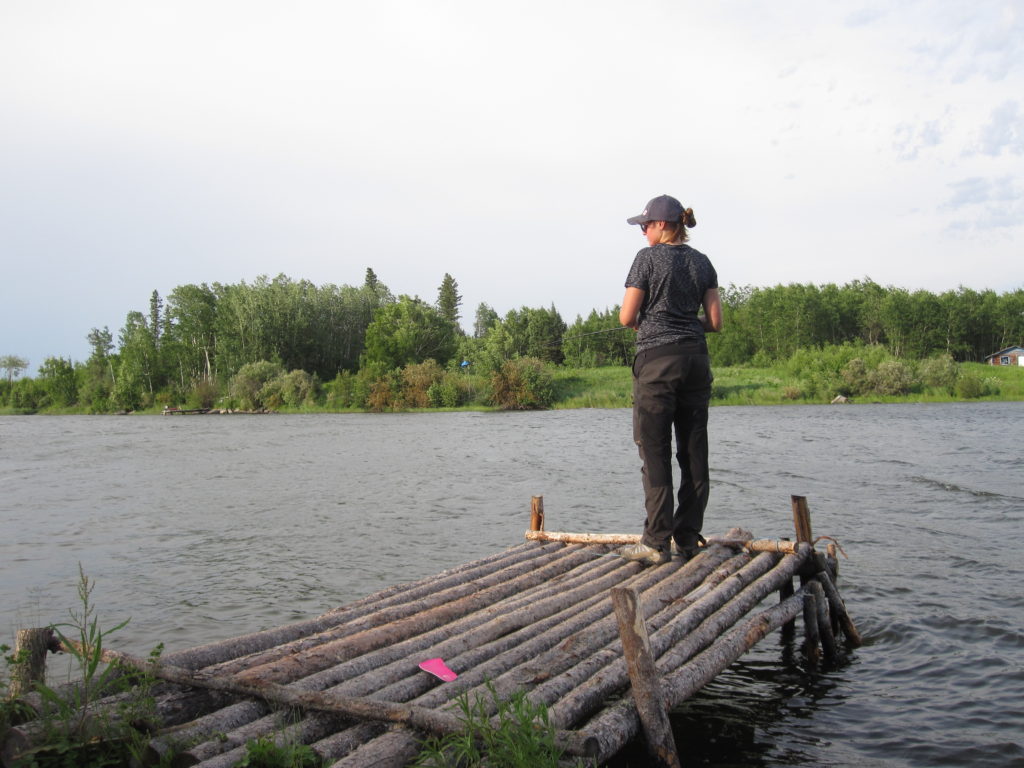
[278,369,318,408]
[869,360,915,395]
[490,358,555,410]
[186,379,220,410]
[840,358,871,395]
[229,361,285,410]
[401,360,445,408]
[918,354,959,392]
[956,373,998,399]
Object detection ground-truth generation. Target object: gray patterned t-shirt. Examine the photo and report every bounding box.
[624,243,718,352]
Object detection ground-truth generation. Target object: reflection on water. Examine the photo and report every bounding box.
[2,402,1023,767]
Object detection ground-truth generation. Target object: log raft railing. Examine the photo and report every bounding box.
[3,496,859,768]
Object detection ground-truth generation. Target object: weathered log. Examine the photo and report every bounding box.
[580,592,806,763]
[184,712,349,768]
[545,552,771,727]
[791,495,813,543]
[611,588,680,768]
[688,536,802,554]
[526,530,639,544]
[230,545,598,685]
[324,548,740,767]
[56,645,465,737]
[814,567,862,646]
[547,548,807,732]
[801,586,821,665]
[164,542,556,671]
[166,557,643,768]
[306,553,632,697]
[8,628,57,701]
[779,574,796,641]
[530,495,545,531]
[808,579,838,661]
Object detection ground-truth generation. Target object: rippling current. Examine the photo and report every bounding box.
[2,403,1022,767]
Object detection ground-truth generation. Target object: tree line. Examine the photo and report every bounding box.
[1,272,1021,413]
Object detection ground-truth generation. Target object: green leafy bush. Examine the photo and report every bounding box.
[918,354,959,392]
[229,361,285,410]
[869,360,915,395]
[490,358,555,410]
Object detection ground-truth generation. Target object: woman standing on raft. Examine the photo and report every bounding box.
[618,194,723,566]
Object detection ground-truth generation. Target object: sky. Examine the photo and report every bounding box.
[2,0,1022,372]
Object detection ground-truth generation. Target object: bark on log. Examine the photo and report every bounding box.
[307,554,632,698]
[526,530,640,544]
[530,495,545,531]
[8,628,56,700]
[581,592,806,764]
[791,495,813,543]
[164,542,555,671]
[611,588,680,768]
[324,547,740,767]
[229,545,598,685]
[808,579,838,662]
[802,587,821,665]
[546,551,777,728]
[779,575,796,641]
[814,568,862,646]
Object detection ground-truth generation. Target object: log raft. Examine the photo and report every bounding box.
[3,496,859,768]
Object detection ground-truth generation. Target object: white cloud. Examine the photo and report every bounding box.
[974,100,1024,155]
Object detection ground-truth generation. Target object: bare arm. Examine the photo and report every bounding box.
[701,287,723,333]
[620,287,645,330]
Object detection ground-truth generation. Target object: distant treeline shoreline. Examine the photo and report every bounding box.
[1,271,1021,414]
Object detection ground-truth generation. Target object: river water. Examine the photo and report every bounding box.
[1,403,1022,767]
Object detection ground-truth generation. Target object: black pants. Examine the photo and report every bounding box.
[632,343,712,552]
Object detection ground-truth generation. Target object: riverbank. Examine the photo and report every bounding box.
[2,362,1021,415]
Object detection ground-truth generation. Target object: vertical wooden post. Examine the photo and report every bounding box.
[807,580,838,661]
[611,587,681,768]
[801,590,821,665]
[8,628,55,699]
[814,568,863,647]
[530,495,545,532]
[791,495,813,544]
[779,576,796,642]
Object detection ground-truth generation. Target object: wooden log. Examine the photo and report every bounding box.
[230,545,599,686]
[814,568,863,647]
[164,542,555,671]
[611,588,680,768]
[808,579,838,662]
[530,495,545,531]
[52,644,465,737]
[526,530,639,544]
[328,548,740,767]
[547,547,809,734]
[801,586,821,665]
[542,552,765,727]
[8,628,56,699]
[307,554,632,698]
[779,574,796,642]
[791,495,813,543]
[581,592,806,764]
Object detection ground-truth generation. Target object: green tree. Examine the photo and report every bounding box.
[437,273,463,327]
[37,356,79,407]
[361,296,459,370]
[473,303,499,338]
[1,355,29,384]
[79,327,117,411]
[113,311,158,410]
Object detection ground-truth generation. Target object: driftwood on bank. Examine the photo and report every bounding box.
[3,511,860,768]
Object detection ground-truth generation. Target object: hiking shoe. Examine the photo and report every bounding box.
[674,533,707,561]
[619,542,671,566]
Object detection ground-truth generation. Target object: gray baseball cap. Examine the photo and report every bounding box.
[627,194,684,225]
